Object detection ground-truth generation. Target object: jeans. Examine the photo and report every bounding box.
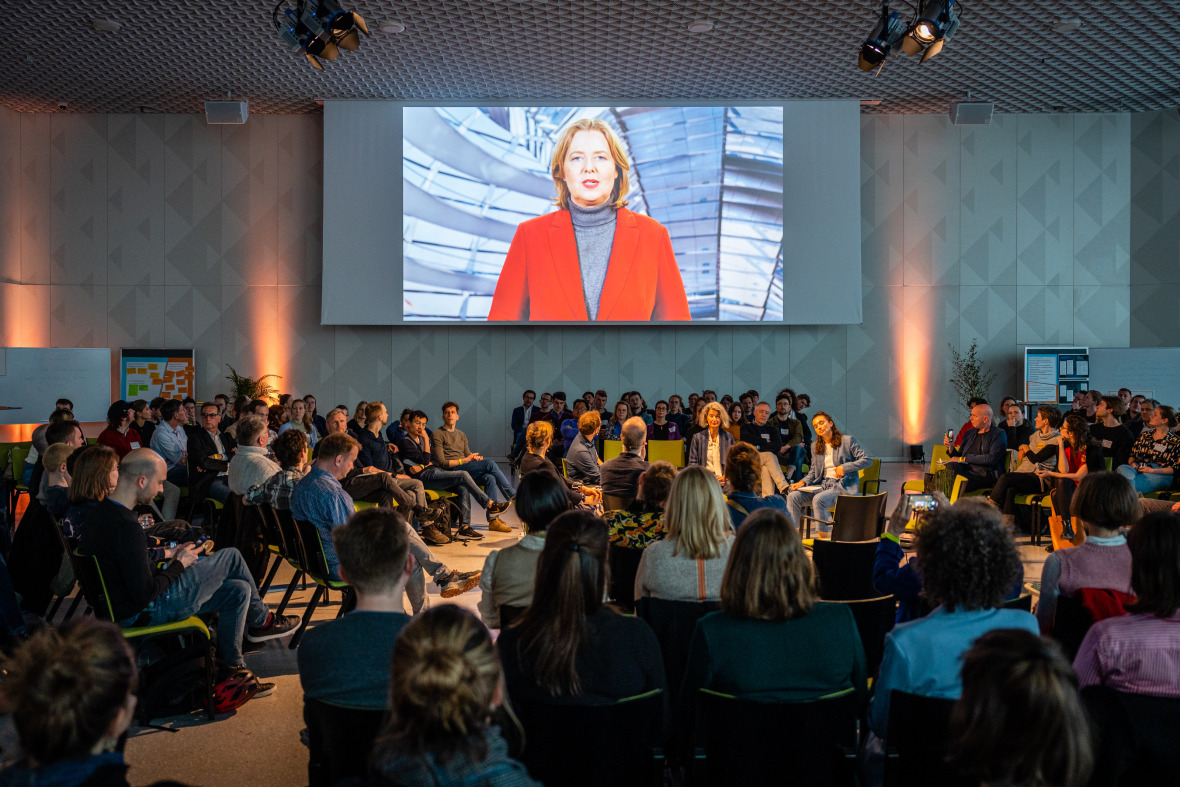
[786,483,841,534]
[780,445,807,481]
[1117,463,1172,494]
[208,476,231,504]
[417,467,490,524]
[144,548,269,667]
[453,459,516,504]
[404,524,449,614]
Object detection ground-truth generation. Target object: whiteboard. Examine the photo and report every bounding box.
[0,348,111,425]
[1089,348,1180,404]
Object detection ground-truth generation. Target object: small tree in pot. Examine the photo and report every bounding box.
[947,339,997,409]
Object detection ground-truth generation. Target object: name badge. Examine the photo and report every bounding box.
[1101,439,1112,449]
[130,442,141,449]
[1155,443,1167,452]
[779,428,788,436]
[761,433,770,441]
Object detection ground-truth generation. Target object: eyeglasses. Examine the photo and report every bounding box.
[202,412,219,419]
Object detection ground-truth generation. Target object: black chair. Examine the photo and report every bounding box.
[1051,593,1095,661]
[1001,592,1033,612]
[517,689,665,787]
[254,503,288,596]
[692,690,860,786]
[635,596,720,703]
[882,691,973,787]
[290,517,352,649]
[7,500,62,616]
[800,491,888,541]
[609,545,645,612]
[833,595,895,679]
[1082,684,1180,787]
[47,515,85,621]
[602,493,635,512]
[304,697,387,787]
[272,507,308,617]
[812,538,879,601]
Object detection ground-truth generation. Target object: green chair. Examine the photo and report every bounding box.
[8,445,30,515]
[901,445,951,494]
[646,439,685,468]
[353,500,377,511]
[560,458,571,479]
[424,489,456,502]
[73,550,214,723]
[290,518,353,650]
[602,440,623,462]
[858,458,884,494]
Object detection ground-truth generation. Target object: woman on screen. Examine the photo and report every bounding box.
[487,118,691,323]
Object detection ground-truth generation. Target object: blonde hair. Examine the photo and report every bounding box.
[526,420,553,452]
[698,400,731,429]
[42,443,73,471]
[550,118,631,211]
[663,466,730,560]
[373,605,509,769]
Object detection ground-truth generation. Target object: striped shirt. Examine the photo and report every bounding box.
[1074,612,1180,697]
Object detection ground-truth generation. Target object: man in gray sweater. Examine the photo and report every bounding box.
[432,401,516,532]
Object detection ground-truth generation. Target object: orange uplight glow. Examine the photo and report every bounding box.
[899,287,934,446]
[247,286,285,403]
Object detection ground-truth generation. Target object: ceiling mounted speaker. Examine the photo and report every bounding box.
[949,100,993,125]
[205,100,249,124]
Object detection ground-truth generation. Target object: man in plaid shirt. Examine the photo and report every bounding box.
[246,429,308,510]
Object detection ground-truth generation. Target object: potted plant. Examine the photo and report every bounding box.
[225,364,282,404]
[947,339,997,408]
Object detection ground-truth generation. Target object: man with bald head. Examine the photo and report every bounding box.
[80,449,298,691]
[943,403,1007,493]
[600,416,651,499]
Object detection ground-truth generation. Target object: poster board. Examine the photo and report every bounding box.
[119,349,195,401]
[0,348,111,425]
[1024,346,1089,404]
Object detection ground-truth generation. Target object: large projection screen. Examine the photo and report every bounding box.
[322,100,861,326]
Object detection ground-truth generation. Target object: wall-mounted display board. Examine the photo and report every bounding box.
[119,349,195,401]
[0,348,111,425]
[1024,346,1089,404]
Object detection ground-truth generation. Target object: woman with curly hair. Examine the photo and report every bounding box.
[687,401,734,484]
[369,605,538,786]
[868,499,1037,738]
[723,441,787,529]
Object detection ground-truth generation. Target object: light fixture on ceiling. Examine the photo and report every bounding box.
[687,20,714,33]
[859,0,960,72]
[1052,18,1083,33]
[273,0,370,70]
[378,20,405,34]
[91,18,122,34]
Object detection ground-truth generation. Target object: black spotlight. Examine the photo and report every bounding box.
[273,0,370,69]
[858,3,905,72]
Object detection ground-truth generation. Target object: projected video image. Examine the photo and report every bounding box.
[402,106,785,322]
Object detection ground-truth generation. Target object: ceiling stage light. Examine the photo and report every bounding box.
[273,0,370,69]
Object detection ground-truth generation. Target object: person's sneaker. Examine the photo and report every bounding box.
[487,501,511,516]
[246,612,301,643]
[488,517,512,533]
[414,505,439,525]
[436,570,481,598]
[455,524,485,540]
[252,680,277,699]
[420,523,452,545]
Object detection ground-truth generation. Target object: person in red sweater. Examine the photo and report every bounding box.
[96,400,143,459]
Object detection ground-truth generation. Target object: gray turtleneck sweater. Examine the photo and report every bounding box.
[569,201,618,320]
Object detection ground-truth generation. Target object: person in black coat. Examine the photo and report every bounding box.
[186,403,237,504]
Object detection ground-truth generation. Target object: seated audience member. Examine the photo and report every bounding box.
[687,401,735,484]
[298,508,415,708]
[39,443,73,520]
[1036,414,1106,542]
[63,445,119,539]
[593,389,610,419]
[600,417,651,501]
[635,465,733,602]
[267,403,287,435]
[604,400,631,440]
[724,442,787,529]
[948,630,1093,787]
[988,404,1062,530]
[26,419,86,517]
[666,394,690,432]
[786,411,871,533]
[726,402,746,436]
[873,492,949,623]
[303,394,326,438]
[319,409,441,542]
[478,470,571,629]
[432,401,516,514]
[769,392,806,481]
[369,606,539,787]
[129,399,155,450]
[520,422,600,509]
[942,402,1007,493]
[951,396,988,449]
[999,400,1034,452]
[1074,510,1180,697]
[682,399,707,444]
[181,396,198,426]
[648,399,682,442]
[559,399,589,452]
[97,400,143,459]
[148,399,189,493]
[868,499,1037,738]
[293,433,478,608]
[527,392,556,428]
[1036,471,1136,634]
[604,461,676,549]
[509,389,538,460]
[348,401,368,434]
[79,449,298,689]
[739,402,791,496]
[224,398,270,442]
[793,393,814,454]
[245,429,307,510]
[278,396,318,450]
[188,401,236,504]
[399,410,510,540]
[23,400,75,484]
[1124,394,1147,437]
[1116,403,1180,494]
[681,508,866,710]
[1091,395,1134,470]
[565,410,603,485]
[0,619,143,787]
[498,510,666,705]
[628,391,653,425]
[227,415,281,496]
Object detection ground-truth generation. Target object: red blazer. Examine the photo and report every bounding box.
[488,207,691,322]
